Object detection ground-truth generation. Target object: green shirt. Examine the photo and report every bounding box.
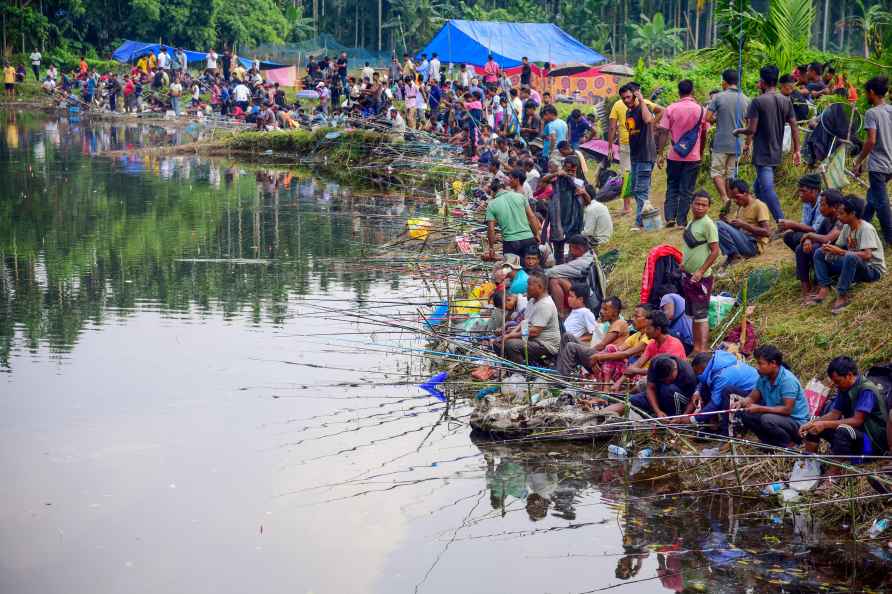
[682,215,719,277]
[485,190,534,242]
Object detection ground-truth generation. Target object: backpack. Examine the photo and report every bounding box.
[583,256,607,318]
[672,106,704,158]
[648,255,684,309]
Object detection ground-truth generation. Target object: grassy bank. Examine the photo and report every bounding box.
[597,157,892,380]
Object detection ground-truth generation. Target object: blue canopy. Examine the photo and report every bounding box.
[111,40,287,70]
[416,20,605,68]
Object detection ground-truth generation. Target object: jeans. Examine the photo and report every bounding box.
[717,220,757,258]
[664,159,699,226]
[804,425,866,456]
[753,165,785,221]
[631,160,654,227]
[630,383,691,417]
[813,249,882,295]
[740,412,802,447]
[171,96,180,116]
[865,171,892,245]
[32,64,40,80]
[794,242,818,282]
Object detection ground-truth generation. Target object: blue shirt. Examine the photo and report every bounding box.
[755,367,809,424]
[509,269,528,295]
[801,196,825,231]
[831,376,878,417]
[569,117,592,146]
[543,118,568,155]
[695,350,759,422]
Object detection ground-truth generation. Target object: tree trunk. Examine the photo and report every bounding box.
[378,0,382,52]
[694,3,700,50]
[821,0,830,51]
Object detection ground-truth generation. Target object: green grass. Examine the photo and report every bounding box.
[594,155,892,379]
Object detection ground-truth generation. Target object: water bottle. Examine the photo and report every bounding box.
[520,319,529,338]
[869,518,889,538]
[608,444,628,458]
[638,448,653,459]
[762,482,784,496]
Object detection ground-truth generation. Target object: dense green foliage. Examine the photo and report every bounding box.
[3,0,891,67]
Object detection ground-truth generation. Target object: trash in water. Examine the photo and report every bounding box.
[780,488,800,503]
[700,447,721,458]
[419,372,448,401]
[789,458,821,492]
[608,445,628,458]
[475,386,499,400]
[762,482,785,496]
[869,518,889,538]
[638,448,653,459]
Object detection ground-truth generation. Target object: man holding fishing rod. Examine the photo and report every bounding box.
[484,170,542,261]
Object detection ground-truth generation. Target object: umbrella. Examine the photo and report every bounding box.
[597,63,635,76]
[547,63,593,77]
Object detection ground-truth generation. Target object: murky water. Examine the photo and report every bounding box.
[2,112,890,594]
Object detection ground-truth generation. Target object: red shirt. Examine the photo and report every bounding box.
[643,335,687,361]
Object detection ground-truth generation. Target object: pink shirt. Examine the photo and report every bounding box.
[659,96,709,162]
[484,61,500,83]
[530,89,541,104]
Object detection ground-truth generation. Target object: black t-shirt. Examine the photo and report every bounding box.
[308,61,318,76]
[521,64,531,85]
[789,90,809,121]
[336,58,347,76]
[626,103,656,163]
[647,356,698,397]
[746,90,794,167]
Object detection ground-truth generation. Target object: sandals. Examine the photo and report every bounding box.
[831,300,851,316]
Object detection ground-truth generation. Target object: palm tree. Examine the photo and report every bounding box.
[387,0,448,51]
[285,4,315,42]
[630,12,684,63]
[848,0,892,57]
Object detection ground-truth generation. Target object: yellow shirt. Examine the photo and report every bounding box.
[609,100,630,145]
[4,66,15,84]
[623,332,653,367]
[735,198,771,253]
[609,99,658,146]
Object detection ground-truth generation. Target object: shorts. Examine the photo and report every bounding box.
[618,144,631,173]
[682,274,713,322]
[710,151,738,179]
[502,237,537,258]
[4,83,13,91]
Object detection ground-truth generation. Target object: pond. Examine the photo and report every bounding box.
[1,112,890,594]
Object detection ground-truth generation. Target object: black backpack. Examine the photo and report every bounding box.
[648,255,684,309]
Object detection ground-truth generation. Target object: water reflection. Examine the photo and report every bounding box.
[0,112,431,370]
[473,440,892,593]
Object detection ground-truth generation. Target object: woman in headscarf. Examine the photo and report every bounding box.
[659,293,694,354]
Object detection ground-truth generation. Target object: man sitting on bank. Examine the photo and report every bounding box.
[800,356,889,471]
[790,189,844,303]
[736,345,810,448]
[500,271,561,364]
[778,174,825,253]
[546,234,595,318]
[811,195,887,314]
[682,350,759,435]
[717,179,772,267]
[602,354,699,419]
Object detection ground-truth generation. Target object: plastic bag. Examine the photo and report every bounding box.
[804,378,831,418]
[708,295,737,329]
[789,458,821,492]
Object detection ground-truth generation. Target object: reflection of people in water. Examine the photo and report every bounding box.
[525,493,549,521]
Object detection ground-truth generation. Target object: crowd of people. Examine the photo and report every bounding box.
[471,61,891,476]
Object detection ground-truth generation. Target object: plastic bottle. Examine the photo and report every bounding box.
[638,448,653,459]
[762,482,785,496]
[608,444,628,458]
[869,518,889,538]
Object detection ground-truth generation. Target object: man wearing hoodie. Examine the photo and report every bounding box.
[683,350,759,435]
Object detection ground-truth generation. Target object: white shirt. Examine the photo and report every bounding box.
[525,168,540,192]
[583,200,614,246]
[157,52,170,69]
[564,307,600,340]
[169,82,182,97]
[30,52,41,66]
[192,84,200,100]
[233,84,250,102]
[390,113,406,131]
[206,50,217,69]
[511,96,523,117]
[362,66,374,80]
[460,70,470,87]
[429,58,440,80]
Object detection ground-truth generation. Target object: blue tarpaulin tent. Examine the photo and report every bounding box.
[111,40,287,70]
[416,20,605,68]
